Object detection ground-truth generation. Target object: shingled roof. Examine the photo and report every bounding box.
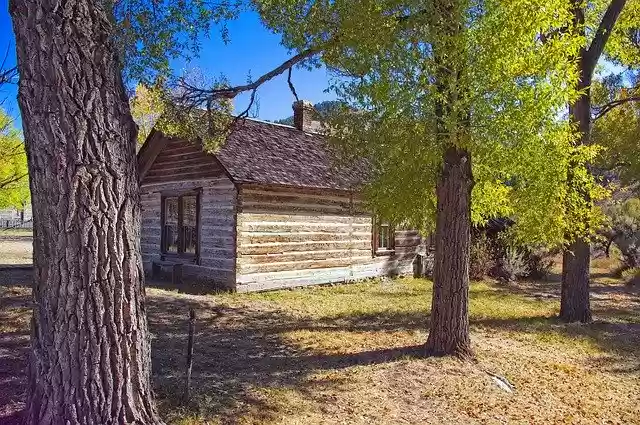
[139,118,368,191]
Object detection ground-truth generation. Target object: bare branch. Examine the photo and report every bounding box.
[183,47,318,102]
[0,66,17,86]
[593,95,640,120]
[0,44,17,87]
[232,88,258,124]
[287,67,299,102]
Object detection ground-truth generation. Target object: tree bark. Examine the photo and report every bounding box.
[561,239,593,322]
[561,85,593,323]
[560,2,593,324]
[426,146,474,358]
[10,1,163,423]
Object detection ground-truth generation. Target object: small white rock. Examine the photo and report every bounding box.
[490,375,515,393]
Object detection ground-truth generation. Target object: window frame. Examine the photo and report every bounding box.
[373,217,395,256]
[160,190,200,260]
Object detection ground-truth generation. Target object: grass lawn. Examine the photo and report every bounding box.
[1,266,638,424]
[0,228,33,238]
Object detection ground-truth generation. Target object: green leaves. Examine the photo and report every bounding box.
[259,0,590,246]
[600,0,640,67]
[129,77,234,152]
[0,109,29,209]
[591,77,640,186]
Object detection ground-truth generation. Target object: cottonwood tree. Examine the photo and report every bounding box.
[559,0,639,323]
[8,0,316,422]
[130,83,165,145]
[258,0,585,357]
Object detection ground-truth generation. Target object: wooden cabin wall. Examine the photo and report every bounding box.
[235,185,425,292]
[140,135,237,288]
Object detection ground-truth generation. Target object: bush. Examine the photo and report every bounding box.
[525,248,554,280]
[472,225,554,282]
[601,197,640,272]
[470,235,495,280]
[621,268,640,286]
[494,246,529,283]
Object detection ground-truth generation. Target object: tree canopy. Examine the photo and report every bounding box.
[592,72,640,187]
[130,83,164,145]
[257,0,595,247]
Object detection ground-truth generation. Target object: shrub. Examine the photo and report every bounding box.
[472,225,553,282]
[470,235,495,280]
[621,268,640,286]
[494,246,529,283]
[601,197,640,272]
[525,247,554,280]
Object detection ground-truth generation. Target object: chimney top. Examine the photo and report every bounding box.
[292,100,322,133]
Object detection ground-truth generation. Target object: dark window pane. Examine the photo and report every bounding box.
[182,196,197,226]
[164,197,179,253]
[182,196,197,254]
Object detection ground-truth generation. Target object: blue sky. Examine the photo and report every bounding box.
[0,3,335,124]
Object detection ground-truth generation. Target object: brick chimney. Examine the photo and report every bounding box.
[292,100,321,133]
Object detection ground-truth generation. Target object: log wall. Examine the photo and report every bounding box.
[142,136,224,185]
[140,136,238,289]
[235,185,425,292]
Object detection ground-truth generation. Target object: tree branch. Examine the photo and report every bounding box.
[539,25,569,44]
[0,44,17,87]
[0,172,28,190]
[593,95,640,120]
[287,67,299,102]
[175,5,431,109]
[230,87,258,126]
[585,0,627,73]
[181,47,319,102]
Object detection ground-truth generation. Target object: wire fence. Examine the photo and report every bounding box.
[0,219,33,229]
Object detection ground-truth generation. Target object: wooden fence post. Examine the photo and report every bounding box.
[184,307,196,402]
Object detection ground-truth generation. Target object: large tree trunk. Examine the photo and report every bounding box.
[560,0,628,321]
[10,1,163,423]
[426,146,474,358]
[561,239,592,322]
[560,48,593,323]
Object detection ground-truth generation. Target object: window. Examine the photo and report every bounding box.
[374,219,395,255]
[162,193,199,257]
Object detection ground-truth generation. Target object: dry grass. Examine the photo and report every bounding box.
[0,233,33,265]
[1,269,639,424]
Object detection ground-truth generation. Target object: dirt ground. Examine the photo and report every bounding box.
[0,259,638,424]
[0,232,32,265]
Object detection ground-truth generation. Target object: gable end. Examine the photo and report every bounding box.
[140,134,226,186]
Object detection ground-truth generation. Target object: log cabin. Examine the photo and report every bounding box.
[137,100,429,292]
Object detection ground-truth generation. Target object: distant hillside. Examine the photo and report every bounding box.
[274,100,342,126]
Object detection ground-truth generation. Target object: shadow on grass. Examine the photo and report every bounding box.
[0,286,30,422]
[0,283,427,424]
[477,277,640,305]
[148,293,426,424]
[2,277,638,424]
